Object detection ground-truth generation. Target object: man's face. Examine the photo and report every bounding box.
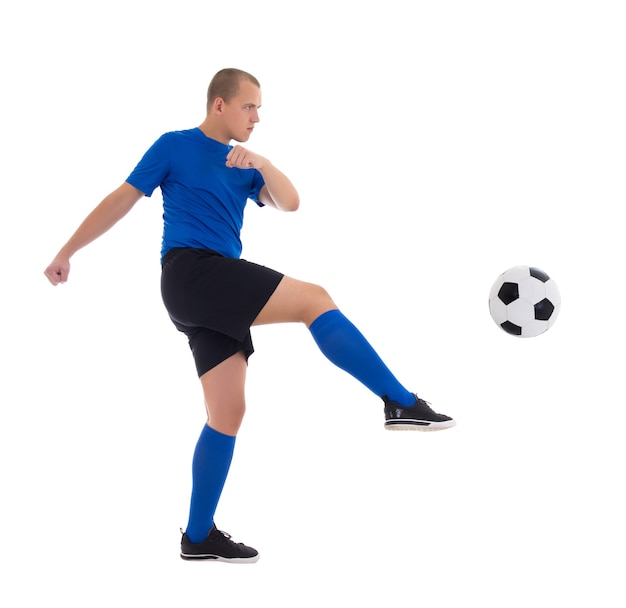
[222,80,261,142]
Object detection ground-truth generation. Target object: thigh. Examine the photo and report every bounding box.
[161,248,284,341]
[252,275,338,328]
[200,351,248,436]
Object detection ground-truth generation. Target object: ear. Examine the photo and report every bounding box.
[213,97,226,115]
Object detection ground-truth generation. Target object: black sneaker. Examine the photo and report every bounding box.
[180,525,260,563]
[383,394,455,431]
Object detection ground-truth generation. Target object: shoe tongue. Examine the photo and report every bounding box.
[210,527,231,542]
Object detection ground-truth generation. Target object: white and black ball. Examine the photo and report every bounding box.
[489,266,561,337]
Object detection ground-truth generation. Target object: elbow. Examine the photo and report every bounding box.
[277,193,299,212]
[287,194,300,212]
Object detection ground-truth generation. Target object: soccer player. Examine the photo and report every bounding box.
[44,68,455,563]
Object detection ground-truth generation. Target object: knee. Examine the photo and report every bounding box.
[207,399,246,436]
[303,283,337,325]
[309,283,335,306]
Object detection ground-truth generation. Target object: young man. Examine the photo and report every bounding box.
[44,68,455,564]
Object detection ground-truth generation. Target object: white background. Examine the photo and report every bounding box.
[2,1,625,606]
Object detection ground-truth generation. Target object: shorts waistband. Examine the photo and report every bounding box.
[161,247,224,266]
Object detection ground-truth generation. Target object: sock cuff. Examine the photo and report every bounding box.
[309,309,343,334]
[203,424,237,444]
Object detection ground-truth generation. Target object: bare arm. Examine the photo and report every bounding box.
[44,181,145,285]
[225,145,300,211]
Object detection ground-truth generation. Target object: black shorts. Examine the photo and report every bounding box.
[161,248,284,377]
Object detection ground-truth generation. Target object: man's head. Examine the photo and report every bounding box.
[204,68,262,143]
[207,68,260,110]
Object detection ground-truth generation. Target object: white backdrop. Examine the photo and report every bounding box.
[2,1,625,606]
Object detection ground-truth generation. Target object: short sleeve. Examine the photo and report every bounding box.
[249,169,266,207]
[126,133,171,197]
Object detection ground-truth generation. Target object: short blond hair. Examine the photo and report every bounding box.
[206,68,260,112]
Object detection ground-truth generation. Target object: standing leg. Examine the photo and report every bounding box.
[185,351,246,543]
[180,351,259,562]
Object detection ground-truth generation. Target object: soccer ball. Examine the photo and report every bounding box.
[489,266,561,337]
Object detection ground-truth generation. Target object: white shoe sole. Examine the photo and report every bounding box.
[180,552,260,563]
[384,419,456,431]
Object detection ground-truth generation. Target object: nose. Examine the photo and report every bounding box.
[251,109,260,123]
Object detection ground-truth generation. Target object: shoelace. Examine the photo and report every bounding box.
[215,529,232,542]
[214,528,248,547]
[180,527,235,544]
[415,398,444,416]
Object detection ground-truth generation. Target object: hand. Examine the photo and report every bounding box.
[44,256,70,285]
[225,145,266,170]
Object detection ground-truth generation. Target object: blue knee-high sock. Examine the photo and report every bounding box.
[309,309,415,406]
[185,424,236,543]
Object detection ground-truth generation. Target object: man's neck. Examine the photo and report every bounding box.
[197,117,230,145]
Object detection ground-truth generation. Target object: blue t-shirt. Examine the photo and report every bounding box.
[126,128,265,260]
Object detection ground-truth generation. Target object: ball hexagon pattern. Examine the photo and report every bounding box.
[489,266,561,337]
